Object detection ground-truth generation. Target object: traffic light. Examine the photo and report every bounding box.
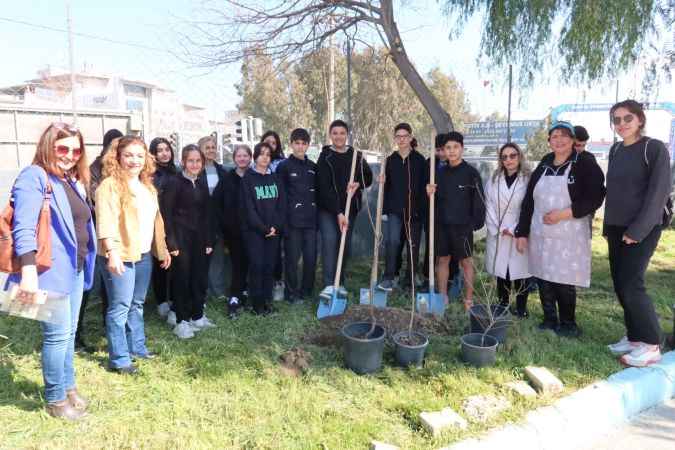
[235,120,249,142]
[222,133,232,145]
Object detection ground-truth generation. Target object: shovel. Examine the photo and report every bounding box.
[317,148,360,319]
[416,146,446,317]
[360,153,387,308]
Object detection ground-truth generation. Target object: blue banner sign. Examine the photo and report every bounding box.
[463,120,544,146]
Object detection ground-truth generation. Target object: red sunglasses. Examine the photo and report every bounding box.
[55,145,83,159]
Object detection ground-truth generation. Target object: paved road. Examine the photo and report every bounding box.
[585,399,675,450]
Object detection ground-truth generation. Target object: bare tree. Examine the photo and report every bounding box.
[182,0,454,132]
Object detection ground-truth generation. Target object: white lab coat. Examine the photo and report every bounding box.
[484,172,531,280]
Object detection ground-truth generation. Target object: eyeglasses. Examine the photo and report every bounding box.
[55,145,83,159]
[500,153,519,161]
[51,122,79,133]
[612,114,634,126]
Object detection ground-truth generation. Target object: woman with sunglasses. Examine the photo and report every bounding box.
[95,136,171,374]
[484,143,531,317]
[515,121,605,337]
[9,122,96,420]
[604,100,671,367]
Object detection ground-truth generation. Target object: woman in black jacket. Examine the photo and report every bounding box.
[515,121,605,337]
[240,142,286,315]
[148,137,177,319]
[604,100,671,367]
[163,145,215,339]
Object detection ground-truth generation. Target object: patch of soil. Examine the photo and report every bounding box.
[302,304,455,347]
[278,347,313,377]
[394,332,427,346]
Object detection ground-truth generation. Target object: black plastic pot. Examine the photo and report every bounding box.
[469,304,511,344]
[461,333,498,367]
[341,322,386,374]
[393,331,429,368]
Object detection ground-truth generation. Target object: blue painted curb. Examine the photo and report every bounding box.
[443,351,675,450]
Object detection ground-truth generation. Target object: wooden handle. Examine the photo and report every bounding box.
[369,154,386,290]
[429,147,435,290]
[333,148,360,290]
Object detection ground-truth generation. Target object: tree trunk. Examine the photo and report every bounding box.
[380,0,454,133]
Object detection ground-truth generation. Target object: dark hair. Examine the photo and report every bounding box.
[434,133,447,149]
[445,131,464,146]
[103,128,123,150]
[253,142,273,161]
[394,122,417,149]
[329,119,349,133]
[181,144,205,167]
[290,128,310,144]
[610,99,646,133]
[548,126,574,140]
[573,126,589,142]
[260,131,284,160]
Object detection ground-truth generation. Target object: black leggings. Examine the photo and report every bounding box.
[170,229,209,323]
[151,256,170,305]
[497,270,528,314]
[538,279,576,326]
[245,231,280,313]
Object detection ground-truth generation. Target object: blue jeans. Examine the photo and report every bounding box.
[318,210,354,287]
[101,253,152,368]
[41,270,84,403]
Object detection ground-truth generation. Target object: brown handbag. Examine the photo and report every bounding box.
[0,180,53,274]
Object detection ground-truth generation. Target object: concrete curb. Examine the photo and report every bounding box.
[441,351,675,450]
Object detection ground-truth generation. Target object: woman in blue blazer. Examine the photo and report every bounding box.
[9,122,96,421]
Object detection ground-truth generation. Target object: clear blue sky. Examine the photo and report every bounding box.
[1,0,672,121]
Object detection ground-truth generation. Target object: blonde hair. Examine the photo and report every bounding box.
[102,136,156,205]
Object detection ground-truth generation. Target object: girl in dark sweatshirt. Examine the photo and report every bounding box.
[240,142,286,314]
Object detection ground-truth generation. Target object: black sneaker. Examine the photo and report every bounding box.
[556,323,581,338]
[538,320,558,331]
[228,297,241,319]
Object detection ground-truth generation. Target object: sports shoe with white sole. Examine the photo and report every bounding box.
[173,321,194,339]
[620,343,661,367]
[608,336,639,355]
[157,302,171,318]
[166,310,177,327]
[191,316,216,330]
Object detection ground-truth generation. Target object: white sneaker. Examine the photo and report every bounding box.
[620,343,661,367]
[608,336,639,355]
[173,321,194,339]
[191,316,216,330]
[157,302,171,318]
[273,282,284,302]
[338,285,348,296]
[166,310,177,327]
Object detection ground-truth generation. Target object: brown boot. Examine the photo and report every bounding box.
[45,399,87,421]
[66,389,88,411]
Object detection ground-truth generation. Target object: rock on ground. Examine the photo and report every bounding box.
[420,407,468,436]
[462,395,511,423]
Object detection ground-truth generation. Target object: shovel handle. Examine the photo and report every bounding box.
[428,146,436,289]
[333,148,360,290]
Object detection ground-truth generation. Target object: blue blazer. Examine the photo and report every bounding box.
[8,165,96,294]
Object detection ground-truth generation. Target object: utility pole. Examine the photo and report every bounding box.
[66,1,78,124]
[507,64,512,142]
[346,38,352,145]
[328,16,335,124]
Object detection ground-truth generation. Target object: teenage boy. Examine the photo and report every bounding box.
[276,128,318,303]
[378,123,426,291]
[426,132,485,308]
[316,120,373,295]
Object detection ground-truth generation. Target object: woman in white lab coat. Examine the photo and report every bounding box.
[484,142,531,317]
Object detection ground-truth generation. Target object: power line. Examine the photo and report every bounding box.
[0,16,171,54]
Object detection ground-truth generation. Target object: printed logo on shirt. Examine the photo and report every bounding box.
[255,184,279,200]
[290,172,298,177]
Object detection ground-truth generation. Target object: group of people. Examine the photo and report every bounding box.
[7,99,671,421]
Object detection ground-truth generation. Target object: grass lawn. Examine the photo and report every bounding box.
[1,226,674,450]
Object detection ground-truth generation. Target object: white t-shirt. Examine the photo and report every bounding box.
[129,178,157,254]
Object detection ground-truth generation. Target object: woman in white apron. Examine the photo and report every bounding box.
[515,121,605,337]
[485,143,531,317]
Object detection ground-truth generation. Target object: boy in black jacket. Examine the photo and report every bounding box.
[427,132,485,309]
[316,120,373,294]
[240,142,286,314]
[378,123,427,291]
[276,128,318,303]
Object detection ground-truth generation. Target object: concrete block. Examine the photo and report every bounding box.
[505,380,538,398]
[370,440,399,450]
[524,366,564,394]
[420,407,468,436]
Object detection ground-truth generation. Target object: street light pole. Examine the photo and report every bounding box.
[346,38,352,145]
[66,0,78,125]
[507,64,512,142]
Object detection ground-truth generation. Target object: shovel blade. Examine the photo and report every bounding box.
[359,288,388,308]
[416,292,446,317]
[317,294,347,319]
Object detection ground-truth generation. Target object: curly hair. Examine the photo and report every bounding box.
[102,136,156,205]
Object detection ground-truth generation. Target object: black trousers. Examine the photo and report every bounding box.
[538,279,576,326]
[244,231,280,313]
[151,256,170,305]
[497,269,528,313]
[284,227,317,299]
[76,264,108,342]
[224,232,248,299]
[170,228,209,323]
[388,215,422,282]
[606,225,662,345]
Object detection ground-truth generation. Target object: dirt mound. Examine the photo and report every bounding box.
[278,347,313,377]
[303,304,457,347]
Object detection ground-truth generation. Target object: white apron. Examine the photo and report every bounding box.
[484,174,531,280]
[528,163,591,287]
